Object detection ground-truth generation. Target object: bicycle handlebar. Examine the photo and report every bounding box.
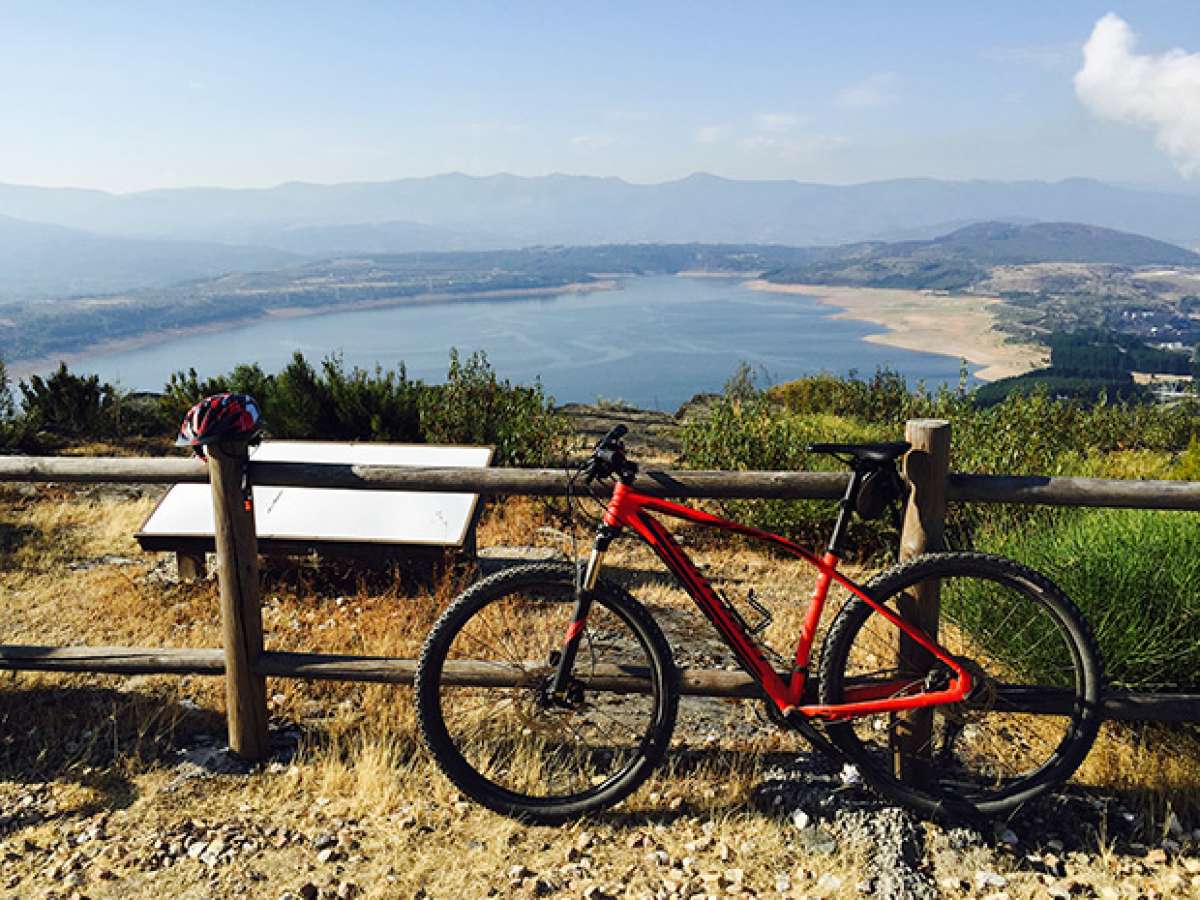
[583,424,637,483]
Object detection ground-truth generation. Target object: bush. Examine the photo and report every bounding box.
[160,350,570,467]
[0,358,15,448]
[419,350,570,467]
[978,508,1200,688]
[18,364,119,440]
[684,363,1200,556]
[681,376,894,552]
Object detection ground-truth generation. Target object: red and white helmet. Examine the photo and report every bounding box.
[176,393,263,458]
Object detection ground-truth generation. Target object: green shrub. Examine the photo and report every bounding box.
[0,358,15,449]
[1174,435,1200,481]
[18,364,120,440]
[684,363,1200,557]
[419,349,570,467]
[160,350,569,467]
[680,379,894,551]
[977,508,1200,688]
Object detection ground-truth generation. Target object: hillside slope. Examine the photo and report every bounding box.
[764,221,1200,290]
[0,214,300,302]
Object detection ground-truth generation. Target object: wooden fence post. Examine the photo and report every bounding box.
[895,418,951,785]
[208,440,269,760]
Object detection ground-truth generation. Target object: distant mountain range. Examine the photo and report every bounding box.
[765,221,1200,290]
[5,172,1200,301]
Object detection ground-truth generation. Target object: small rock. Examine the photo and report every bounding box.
[337,883,359,900]
[298,884,319,900]
[815,873,843,893]
[795,825,837,855]
[316,847,338,864]
[975,870,1007,889]
[313,832,337,850]
[508,864,533,881]
[790,809,810,830]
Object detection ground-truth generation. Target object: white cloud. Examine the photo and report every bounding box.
[695,124,730,144]
[1075,13,1200,177]
[753,112,802,133]
[738,132,847,160]
[835,73,898,109]
[570,133,616,150]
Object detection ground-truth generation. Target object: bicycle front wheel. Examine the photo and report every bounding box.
[818,552,1102,819]
[415,563,678,823]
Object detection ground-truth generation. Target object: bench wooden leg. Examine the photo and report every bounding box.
[177,551,206,582]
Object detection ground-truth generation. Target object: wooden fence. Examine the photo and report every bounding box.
[2,418,1200,761]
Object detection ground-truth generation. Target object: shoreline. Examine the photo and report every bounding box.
[743,280,1046,382]
[7,280,618,380]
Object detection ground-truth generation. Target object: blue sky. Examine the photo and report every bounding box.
[3,2,1200,192]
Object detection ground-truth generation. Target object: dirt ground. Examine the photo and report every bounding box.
[0,482,1198,899]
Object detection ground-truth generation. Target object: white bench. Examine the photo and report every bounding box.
[135,440,493,578]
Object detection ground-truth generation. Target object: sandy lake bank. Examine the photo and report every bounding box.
[743,280,1045,381]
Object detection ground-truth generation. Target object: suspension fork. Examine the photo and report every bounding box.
[548,524,619,696]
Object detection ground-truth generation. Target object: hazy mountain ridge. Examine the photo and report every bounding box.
[0,214,300,302]
[6,173,1200,252]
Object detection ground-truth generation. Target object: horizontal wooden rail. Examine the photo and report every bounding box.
[947,473,1200,510]
[0,645,1193,722]
[0,456,208,484]
[6,455,1200,509]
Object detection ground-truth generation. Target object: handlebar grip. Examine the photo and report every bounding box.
[595,424,628,449]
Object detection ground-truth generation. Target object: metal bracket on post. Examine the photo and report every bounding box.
[894,418,951,786]
[207,439,269,761]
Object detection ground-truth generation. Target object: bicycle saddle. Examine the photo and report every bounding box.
[807,441,911,464]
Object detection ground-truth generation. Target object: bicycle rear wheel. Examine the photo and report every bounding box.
[415,563,678,823]
[818,552,1102,819]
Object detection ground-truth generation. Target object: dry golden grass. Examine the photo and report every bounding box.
[0,484,1198,897]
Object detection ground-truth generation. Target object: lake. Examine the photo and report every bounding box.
[74,276,970,411]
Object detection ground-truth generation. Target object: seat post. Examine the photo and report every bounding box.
[827,465,864,557]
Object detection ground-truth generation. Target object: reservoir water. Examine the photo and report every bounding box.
[75,276,970,410]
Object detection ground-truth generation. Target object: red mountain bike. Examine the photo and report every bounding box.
[415,426,1102,822]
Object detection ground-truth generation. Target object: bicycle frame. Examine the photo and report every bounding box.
[571,481,973,721]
